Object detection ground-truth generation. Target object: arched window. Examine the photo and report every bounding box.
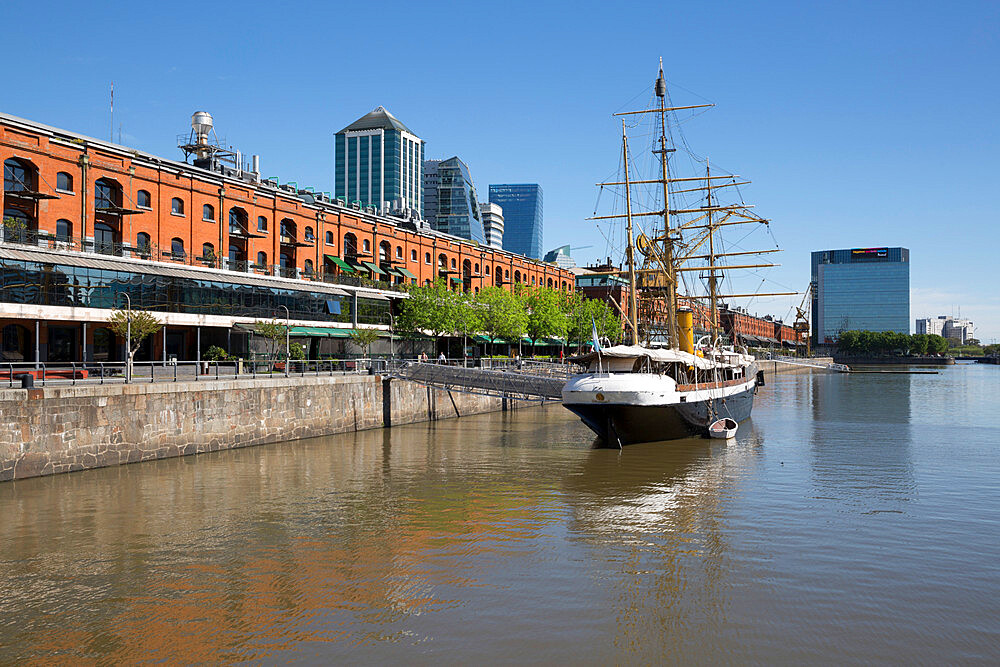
[137,190,151,208]
[379,240,391,265]
[257,251,267,267]
[304,225,314,242]
[171,237,185,258]
[56,219,72,241]
[485,265,490,276]
[3,158,34,193]
[171,197,184,215]
[531,276,536,285]
[411,249,417,261]
[280,218,295,238]
[343,233,358,257]
[547,278,553,288]
[136,232,151,253]
[304,259,314,275]
[325,231,334,245]
[201,243,215,263]
[229,207,247,234]
[474,263,480,274]
[257,215,267,232]
[514,270,521,283]
[3,208,33,243]
[504,268,509,280]
[438,254,447,269]
[562,281,568,290]
[362,238,371,253]
[56,172,73,192]
[451,257,457,269]
[425,252,431,264]
[94,178,119,210]
[495,270,502,287]
[396,246,403,259]
[203,204,215,221]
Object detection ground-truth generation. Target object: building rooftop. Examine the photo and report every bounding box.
[338,106,416,135]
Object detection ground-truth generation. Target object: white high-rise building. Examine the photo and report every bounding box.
[480,201,504,249]
[916,315,974,343]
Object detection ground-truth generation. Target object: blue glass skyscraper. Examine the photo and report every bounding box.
[422,157,485,243]
[335,106,424,216]
[488,184,542,259]
[811,247,910,345]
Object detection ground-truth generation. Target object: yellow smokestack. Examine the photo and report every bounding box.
[677,309,694,354]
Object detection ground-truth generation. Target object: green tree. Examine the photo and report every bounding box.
[522,286,569,356]
[453,292,483,361]
[396,280,461,340]
[107,308,163,381]
[927,334,948,355]
[911,333,929,355]
[349,326,380,358]
[566,294,622,351]
[475,286,528,357]
[255,319,287,368]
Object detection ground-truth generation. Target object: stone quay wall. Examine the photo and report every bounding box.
[0,376,518,482]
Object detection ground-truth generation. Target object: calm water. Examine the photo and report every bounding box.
[0,365,998,664]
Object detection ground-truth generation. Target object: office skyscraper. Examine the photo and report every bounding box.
[335,106,424,216]
[488,183,542,259]
[811,247,910,345]
[422,157,485,243]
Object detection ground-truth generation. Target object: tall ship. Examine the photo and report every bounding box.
[562,61,794,446]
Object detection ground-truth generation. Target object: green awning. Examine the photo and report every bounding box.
[288,326,356,338]
[395,266,417,279]
[450,276,462,284]
[361,261,385,275]
[326,255,355,273]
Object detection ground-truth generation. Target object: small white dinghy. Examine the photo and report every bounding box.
[708,417,738,439]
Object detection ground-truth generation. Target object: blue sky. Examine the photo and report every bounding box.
[6,1,999,340]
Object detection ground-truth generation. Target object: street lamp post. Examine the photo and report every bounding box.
[117,292,131,383]
[278,304,290,377]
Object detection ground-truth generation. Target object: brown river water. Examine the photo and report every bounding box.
[0,365,997,664]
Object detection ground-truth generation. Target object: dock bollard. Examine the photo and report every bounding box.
[17,374,34,389]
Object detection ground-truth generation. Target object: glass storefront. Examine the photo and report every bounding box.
[0,259,398,325]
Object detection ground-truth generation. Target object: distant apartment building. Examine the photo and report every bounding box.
[915,316,946,336]
[421,157,485,244]
[489,184,543,259]
[943,318,974,343]
[480,202,504,249]
[811,247,910,345]
[543,244,576,269]
[335,106,424,216]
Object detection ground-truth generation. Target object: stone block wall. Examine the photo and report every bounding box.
[0,376,519,482]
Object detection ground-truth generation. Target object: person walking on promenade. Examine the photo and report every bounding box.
[438,352,447,364]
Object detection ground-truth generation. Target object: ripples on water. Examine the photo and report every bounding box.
[0,365,997,663]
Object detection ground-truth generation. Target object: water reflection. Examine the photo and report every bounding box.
[808,373,916,511]
[562,429,764,661]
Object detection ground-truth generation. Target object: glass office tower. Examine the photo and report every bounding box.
[335,106,424,216]
[488,184,543,259]
[811,247,910,345]
[422,157,485,243]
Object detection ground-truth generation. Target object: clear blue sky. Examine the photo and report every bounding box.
[6,1,998,340]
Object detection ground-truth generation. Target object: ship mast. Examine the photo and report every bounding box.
[655,59,679,349]
[706,159,719,342]
[622,120,640,346]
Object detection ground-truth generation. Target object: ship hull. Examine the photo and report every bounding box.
[562,368,758,446]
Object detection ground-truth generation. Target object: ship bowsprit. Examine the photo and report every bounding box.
[389,362,567,401]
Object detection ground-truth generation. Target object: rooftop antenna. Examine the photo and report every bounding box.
[109,81,114,142]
